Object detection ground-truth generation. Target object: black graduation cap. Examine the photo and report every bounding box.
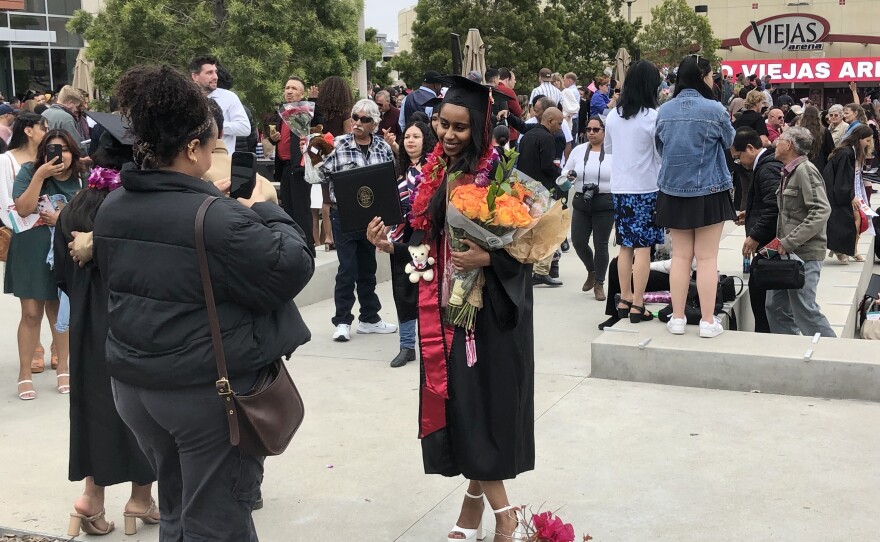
[84,111,135,145]
[438,75,508,116]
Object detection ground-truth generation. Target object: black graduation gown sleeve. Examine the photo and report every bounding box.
[506,114,536,135]
[484,248,531,329]
[390,240,419,323]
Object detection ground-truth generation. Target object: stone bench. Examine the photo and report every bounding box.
[592,226,880,402]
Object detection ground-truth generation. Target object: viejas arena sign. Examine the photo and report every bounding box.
[740,14,829,53]
[721,57,880,84]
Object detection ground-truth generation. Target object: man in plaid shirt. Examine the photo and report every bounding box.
[320,98,398,342]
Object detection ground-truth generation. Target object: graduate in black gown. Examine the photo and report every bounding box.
[54,117,158,537]
[368,76,534,542]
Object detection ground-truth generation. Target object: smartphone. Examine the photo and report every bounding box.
[229,151,257,200]
[46,143,63,165]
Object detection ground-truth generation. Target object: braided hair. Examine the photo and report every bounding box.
[116,65,215,169]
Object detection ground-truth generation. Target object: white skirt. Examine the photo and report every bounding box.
[310,184,322,210]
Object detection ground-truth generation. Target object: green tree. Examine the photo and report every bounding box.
[636,0,720,69]
[546,0,641,81]
[396,0,562,94]
[68,0,366,116]
[388,50,422,89]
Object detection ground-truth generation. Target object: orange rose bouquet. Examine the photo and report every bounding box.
[445,149,552,342]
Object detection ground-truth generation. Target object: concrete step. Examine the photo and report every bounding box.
[591,324,880,401]
[591,227,879,402]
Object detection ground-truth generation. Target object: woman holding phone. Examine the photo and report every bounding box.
[0,113,58,376]
[6,129,82,399]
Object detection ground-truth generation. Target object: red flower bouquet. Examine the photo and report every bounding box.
[278,101,315,138]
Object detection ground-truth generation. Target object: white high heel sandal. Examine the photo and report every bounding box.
[492,505,526,542]
[447,491,486,541]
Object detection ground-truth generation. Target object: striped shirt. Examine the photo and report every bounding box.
[529,82,562,107]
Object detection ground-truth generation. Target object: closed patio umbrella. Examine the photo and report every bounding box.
[71,49,95,100]
[461,28,486,80]
[615,48,631,87]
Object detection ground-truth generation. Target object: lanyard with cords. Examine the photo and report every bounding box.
[579,145,605,193]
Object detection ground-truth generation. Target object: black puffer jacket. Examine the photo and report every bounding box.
[745,150,782,247]
[822,146,858,256]
[94,169,314,389]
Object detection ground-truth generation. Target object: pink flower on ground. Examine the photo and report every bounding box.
[531,511,575,542]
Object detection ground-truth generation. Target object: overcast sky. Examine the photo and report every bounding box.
[364,0,415,42]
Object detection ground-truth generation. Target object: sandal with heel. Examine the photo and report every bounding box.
[31,345,45,373]
[123,498,160,535]
[448,491,485,541]
[57,373,70,394]
[492,505,526,541]
[50,342,58,370]
[68,509,114,536]
[17,380,35,401]
[616,300,633,319]
[629,305,654,323]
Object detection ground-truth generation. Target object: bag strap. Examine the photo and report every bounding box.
[731,275,745,297]
[195,196,226,379]
[195,196,241,444]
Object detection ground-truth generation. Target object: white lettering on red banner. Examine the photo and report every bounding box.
[722,57,880,83]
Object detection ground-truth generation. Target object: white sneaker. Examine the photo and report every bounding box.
[699,318,724,338]
[356,320,398,334]
[666,317,687,335]
[332,324,351,342]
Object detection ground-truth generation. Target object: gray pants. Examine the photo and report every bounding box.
[765,259,837,337]
[570,198,614,284]
[112,377,263,542]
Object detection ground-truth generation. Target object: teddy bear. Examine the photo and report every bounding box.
[305,126,335,165]
[303,127,336,184]
[405,243,435,283]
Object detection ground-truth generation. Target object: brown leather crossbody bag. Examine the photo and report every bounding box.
[195,196,304,456]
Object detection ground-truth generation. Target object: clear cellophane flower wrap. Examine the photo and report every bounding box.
[444,162,543,332]
[278,101,315,138]
[503,169,571,264]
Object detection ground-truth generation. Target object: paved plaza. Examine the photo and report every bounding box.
[1,260,879,541]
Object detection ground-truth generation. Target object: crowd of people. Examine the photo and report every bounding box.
[0,49,876,541]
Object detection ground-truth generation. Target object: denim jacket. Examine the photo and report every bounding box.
[655,89,736,197]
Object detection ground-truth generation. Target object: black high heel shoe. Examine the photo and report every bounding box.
[616,300,633,318]
[629,305,654,323]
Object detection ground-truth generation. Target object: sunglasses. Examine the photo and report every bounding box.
[585,127,603,133]
[351,114,374,123]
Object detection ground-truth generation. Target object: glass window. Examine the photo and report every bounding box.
[48,17,82,47]
[47,0,80,16]
[23,0,47,14]
[50,48,77,90]
[0,51,13,101]
[9,14,48,31]
[12,48,51,95]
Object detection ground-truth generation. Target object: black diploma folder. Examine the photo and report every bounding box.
[331,161,403,233]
